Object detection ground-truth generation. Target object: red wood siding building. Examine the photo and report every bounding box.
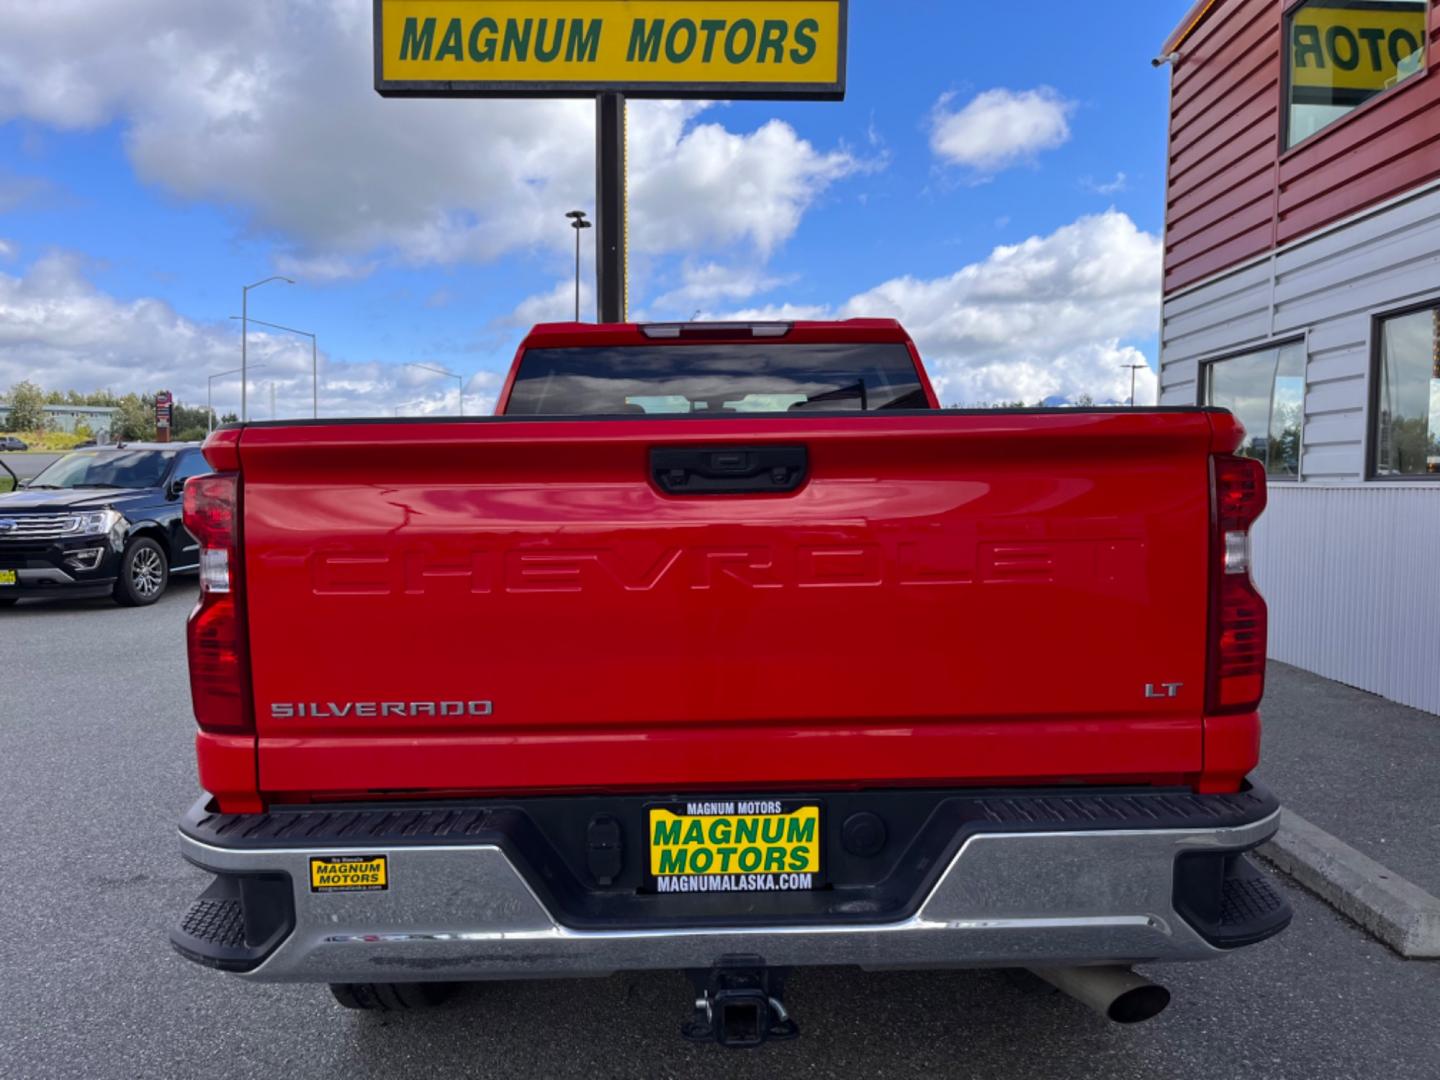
[1163,0,1440,292]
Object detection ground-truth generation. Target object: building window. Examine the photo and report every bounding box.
[1374,305,1440,477]
[1286,0,1428,149]
[1204,342,1306,477]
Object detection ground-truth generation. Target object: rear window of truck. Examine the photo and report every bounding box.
[505,343,931,415]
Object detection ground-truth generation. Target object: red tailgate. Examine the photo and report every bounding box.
[238,411,1219,799]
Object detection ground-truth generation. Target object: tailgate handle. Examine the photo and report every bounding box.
[651,446,808,495]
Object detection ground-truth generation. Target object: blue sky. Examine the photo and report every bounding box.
[0,1,1189,417]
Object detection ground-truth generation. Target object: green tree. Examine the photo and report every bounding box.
[171,402,215,434]
[111,394,156,442]
[5,380,47,432]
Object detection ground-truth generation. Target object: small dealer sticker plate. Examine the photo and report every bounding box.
[0,570,16,586]
[647,800,822,894]
[310,854,388,893]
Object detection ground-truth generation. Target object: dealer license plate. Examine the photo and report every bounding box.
[646,800,822,894]
[0,570,16,586]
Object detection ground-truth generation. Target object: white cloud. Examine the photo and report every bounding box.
[649,262,790,314]
[927,341,1157,407]
[1,209,1163,417]
[847,209,1159,404]
[718,211,1160,405]
[0,2,859,271]
[272,252,378,284]
[1083,171,1128,195]
[930,87,1074,172]
[503,279,595,327]
[0,251,499,418]
[630,109,860,256]
[0,171,54,213]
[703,302,830,323]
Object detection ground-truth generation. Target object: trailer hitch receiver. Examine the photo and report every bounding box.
[681,955,799,1048]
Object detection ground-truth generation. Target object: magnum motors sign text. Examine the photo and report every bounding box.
[374,0,846,99]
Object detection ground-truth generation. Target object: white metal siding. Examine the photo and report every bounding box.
[1162,184,1440,713]
[1252,487,1440,715]
[1160,183,1440,481]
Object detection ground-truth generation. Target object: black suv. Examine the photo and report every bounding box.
[0,443,208,607]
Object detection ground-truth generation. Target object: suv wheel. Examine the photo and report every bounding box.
[329,983,457,1011]
[113,537,168,606]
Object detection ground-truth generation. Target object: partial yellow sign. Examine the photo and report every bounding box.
[1290,3,1427,93]
[375,0,846,99]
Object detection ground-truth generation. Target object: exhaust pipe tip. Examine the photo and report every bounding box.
[1029,966,1171,1025]
[1106,982,1171,1024]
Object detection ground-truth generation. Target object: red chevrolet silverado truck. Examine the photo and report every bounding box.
[171,319,1289,1041]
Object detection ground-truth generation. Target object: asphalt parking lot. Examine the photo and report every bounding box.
[0,451,64,481]
[3,588,1439,1080]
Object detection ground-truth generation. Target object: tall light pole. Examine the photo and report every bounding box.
[1122,363,1148,407]
[241,276,294,421]
[230,315,318,418]
[566,210,591,322]
[407,362,466,416]
[206,364,267,433]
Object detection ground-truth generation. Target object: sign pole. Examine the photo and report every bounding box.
[596,92,627,324]
[373,0,849,325]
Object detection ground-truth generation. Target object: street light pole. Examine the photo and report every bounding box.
[1122,363,1148,407]
[407,362,465,416]
[240,276,294,421]
[229,316,318,418]
[206,364,267,433]
[566,210,591,321]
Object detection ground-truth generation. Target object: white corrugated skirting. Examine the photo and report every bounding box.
[1251,486,1440,715]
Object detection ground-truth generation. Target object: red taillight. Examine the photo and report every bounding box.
[183,472,252,735]
[1213,454,1267,532]
[188,593,251,733]
[1207,456,1268,714]
[183,473,237,550]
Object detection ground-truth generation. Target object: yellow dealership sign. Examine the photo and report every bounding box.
[1290,2,1427,96]
[648,804,821,879]
[374,0,847,99]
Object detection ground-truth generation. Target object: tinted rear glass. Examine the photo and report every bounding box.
[505,343,930,415]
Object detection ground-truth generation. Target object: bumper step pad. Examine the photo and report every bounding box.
[1175,852,1293,949]
[180,896,246,951]
[1218,862,1292,943]
[170,874,294,972]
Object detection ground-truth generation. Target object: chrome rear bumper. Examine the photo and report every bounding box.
[176,803,1285,983]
